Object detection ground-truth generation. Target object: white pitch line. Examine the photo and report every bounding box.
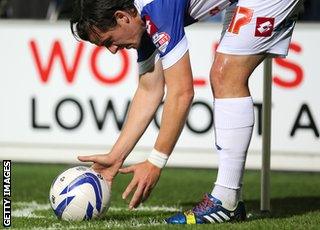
[12,201,51,218]
[12,201,181,219]
[110,205,181,212]
[28,221,163,230]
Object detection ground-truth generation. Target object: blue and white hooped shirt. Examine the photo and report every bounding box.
[134,0,236,74]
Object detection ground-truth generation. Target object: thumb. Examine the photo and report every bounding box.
[118,165,135,174]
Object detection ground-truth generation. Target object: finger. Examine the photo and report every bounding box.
[142,186,151,203]
[122,179,138,200]
[77,154,106,165]
[129,182,145,209]
[118,166,135,174]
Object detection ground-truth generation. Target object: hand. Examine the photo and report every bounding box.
[78,153,123,186]
[119,160,161,209]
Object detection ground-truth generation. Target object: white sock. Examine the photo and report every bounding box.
[211,96,254,210]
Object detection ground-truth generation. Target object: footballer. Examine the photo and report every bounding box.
[71,0,302,224]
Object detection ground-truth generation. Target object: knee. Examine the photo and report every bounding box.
[210,59,230,96]
[209,55,251,98]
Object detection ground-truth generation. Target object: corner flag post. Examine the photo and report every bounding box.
[261,57,272,213]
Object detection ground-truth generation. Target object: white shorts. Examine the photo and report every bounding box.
[217,0,303,57]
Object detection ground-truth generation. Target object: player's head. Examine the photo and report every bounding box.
[70,0,145,53]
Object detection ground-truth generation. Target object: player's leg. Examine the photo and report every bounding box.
[165,54,264,225]
[209,52,265,211]
[166,0,302,224]
[168,53,264,225]
[209,0,302,213]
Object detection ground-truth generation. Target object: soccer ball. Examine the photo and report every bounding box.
[49,166,111,221]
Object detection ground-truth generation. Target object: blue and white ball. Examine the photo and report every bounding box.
[49,166,111,221]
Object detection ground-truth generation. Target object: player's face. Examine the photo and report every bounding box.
[91,11,145,54]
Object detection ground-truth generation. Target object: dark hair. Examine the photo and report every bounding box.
[70,0,137,42]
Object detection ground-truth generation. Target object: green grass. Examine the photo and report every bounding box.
[2,163,320,229]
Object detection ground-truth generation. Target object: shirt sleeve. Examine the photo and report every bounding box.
[139,0,189,70]
[137,31,159,75]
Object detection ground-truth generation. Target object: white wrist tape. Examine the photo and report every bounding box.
[147,149,169,169]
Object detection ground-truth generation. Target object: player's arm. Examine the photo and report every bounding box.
[119,51,194,208]
[110,59,165,161]
[154,51,194,154]
[78,60,165,182]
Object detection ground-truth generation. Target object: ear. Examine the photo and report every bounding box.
[114,10,130,25]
